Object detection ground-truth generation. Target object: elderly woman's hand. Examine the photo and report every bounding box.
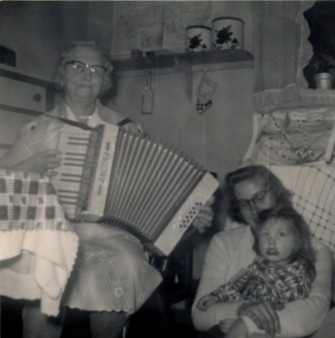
[12,149,62,176]
[120,121,142,135]
[192,195,215,233]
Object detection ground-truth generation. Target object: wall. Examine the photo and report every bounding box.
[0,1,255,279]
[109,65,254,182]
[218,1,253,54]
[0,0,254,180]
[104,1,255,181]
[0,2,119,81]
[0,0,254,181]
[0,1,253,77]
[104,1,255,279]
[0,2,90,80]
[87,2,116,53]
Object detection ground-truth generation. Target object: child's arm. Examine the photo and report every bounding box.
[197,267,250,312]
[210,267,250,303]
[192,229,256,332]
[197,294,218,311]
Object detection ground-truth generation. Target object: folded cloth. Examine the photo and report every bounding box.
[0,169,78,316]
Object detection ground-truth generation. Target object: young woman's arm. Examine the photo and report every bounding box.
[192,227,255,331]
[274,238,332,337]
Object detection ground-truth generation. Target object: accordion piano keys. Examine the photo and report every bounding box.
[52,129,91,218]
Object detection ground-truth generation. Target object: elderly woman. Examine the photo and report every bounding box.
[0,41,213,338]
[192,165,332,338]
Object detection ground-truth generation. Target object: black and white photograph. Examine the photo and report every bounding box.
[0,1,335,338]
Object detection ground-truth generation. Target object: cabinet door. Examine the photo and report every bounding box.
[0,76,46,112]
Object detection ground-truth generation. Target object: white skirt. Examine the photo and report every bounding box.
[61,224,162,315]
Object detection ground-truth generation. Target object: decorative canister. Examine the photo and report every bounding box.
[314,72,334,90]
[186,25,211,52]
[211,17,244,50]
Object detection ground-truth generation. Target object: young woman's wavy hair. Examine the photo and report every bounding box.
[53,40,113,96]
[254,206,316,281]
[224,165,292,224]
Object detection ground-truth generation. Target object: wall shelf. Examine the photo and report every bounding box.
[113,49,254,78]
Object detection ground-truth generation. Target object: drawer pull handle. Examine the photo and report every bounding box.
[33,93,42,102]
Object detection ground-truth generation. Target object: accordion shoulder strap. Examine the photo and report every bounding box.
[45,115,94,131]
[117,118,134,127]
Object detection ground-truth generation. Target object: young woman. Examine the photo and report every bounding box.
[197,206,317,338]
[192,165,332,338]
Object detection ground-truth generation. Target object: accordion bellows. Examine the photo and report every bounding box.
[52,124,219,255]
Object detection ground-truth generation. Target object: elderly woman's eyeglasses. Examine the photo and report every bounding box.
[65,60,107,77]
[236,187,271,209]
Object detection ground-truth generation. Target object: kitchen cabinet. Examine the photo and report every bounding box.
[0,64,56,157]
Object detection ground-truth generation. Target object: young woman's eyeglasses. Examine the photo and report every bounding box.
[237,187,271,209]
[65,60,107,77]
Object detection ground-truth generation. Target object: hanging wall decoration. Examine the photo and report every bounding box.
[196,70,218,114]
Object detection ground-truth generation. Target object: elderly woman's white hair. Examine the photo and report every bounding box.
[53,40,113,95]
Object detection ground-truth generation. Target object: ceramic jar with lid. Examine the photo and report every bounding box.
[211,17,244,50]
[186,25,211,52]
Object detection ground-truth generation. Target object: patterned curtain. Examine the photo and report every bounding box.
[251,1,315,113]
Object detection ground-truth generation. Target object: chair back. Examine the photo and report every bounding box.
[270,165,335,299]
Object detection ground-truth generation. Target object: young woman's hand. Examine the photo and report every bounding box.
[218,318,236,334]
[223,318,249,338]
[192,195,215,233]
[12,149,62,176]
[238,301,282,337]
[197,294,217,311]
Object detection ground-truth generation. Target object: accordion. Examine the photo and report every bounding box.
[51,123,219,256]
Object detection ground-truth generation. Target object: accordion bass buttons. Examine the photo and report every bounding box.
[155,195,206,255]
[153,172,219,256]
[179,203,202,229]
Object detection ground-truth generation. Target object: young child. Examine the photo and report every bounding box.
[197,205,316,317]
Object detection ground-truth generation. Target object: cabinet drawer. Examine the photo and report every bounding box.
[0,76,46,112]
